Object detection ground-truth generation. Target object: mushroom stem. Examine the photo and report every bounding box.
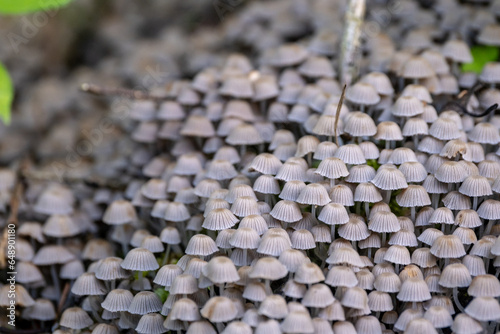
[240,144,246,158]
[331,225,336,240]
[50,264,61,301]
[264,279,272,295]
[432,193,439,209]
[307,152,312,167]
[413,135,419,148]
[117,225,128,256]
[161,244,171,266]
[218,283,224,296]
[485,219,496,235]
[242,248,248,266]
[473,197,478,211]
[265,194,271,207]
[311,205,316,218]
[364,202,370,217]
[216,323,225,333]
[385,190,392,204]
[410,206,416,222]
[453,287,465,313]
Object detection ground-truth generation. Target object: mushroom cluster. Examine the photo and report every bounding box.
[4,0,500,334]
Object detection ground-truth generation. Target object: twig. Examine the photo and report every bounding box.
[0,158,27,268]
[58,282,71,315]
[80,83,168,102]
[340,0,366,85]
[0,328,45,334]
[334,84,347,147]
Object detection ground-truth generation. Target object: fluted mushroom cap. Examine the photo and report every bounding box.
[401,56,435,79]
[341,286,368,310]
[325,266,358,288]
[338,217,370,241]
[368,211,400,233]
[203,208,239,231]
[296,183,330,206]
[465,296,500,322]
[344,112,377,137]
[391,96,424,118]
[375,121,404,141]
[169,298,201,322]
[477,199,500,220]
[185,234,218,256]
[396,185,431,207]
[451,313,483,334]
[24,298,56,321]
[345,82,380,106]
[258,295,288,319]
[200,296,238,323]
[170,274,198,295]
[371,166,408,190]
[315,157,349,179]
[430,235,466,259]
[439,263,471,288]
[468,274,500,297]
[250,153,283,175]
[257,234,291,256]
[373,272,402,293]
[397,277,431,302]
[135,313,167,334]
[60,307,93,330]
[302,284,335,308]
[280,311,314,334]
[128,291,163,315]
[101,289,134,312]
[121,248,159,271]
[71,272,107,296]
[248,257,288,280]
[405,318,438,334]
[326,247,365,267]
[17,261,45,284]
[294,262,325,285]
[334,144,366,165]
[103,200,137,225]
[278,249,309,273]
[270,200,302,223]
[202,256,240,284]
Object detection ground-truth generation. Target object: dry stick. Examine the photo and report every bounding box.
[80,83,169,102]
[58,282,71,315]
[339,0,366,86]
[334,84,347,147]
[0,159,27,268]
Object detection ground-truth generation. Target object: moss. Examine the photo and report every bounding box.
[389,189,408,217]
[366,159,381,170]
[154,287,169,303]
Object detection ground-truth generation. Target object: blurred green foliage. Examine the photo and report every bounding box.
[154,288,169,303]
[0,64,12,125]
[0,0,74,124]
[462,45,499,74]
[0,0,73,14]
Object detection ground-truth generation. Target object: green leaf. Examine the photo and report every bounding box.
[461,45,500,74]
[154,288,169,303]
[0,0,73,14]
[0,63,13,125]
